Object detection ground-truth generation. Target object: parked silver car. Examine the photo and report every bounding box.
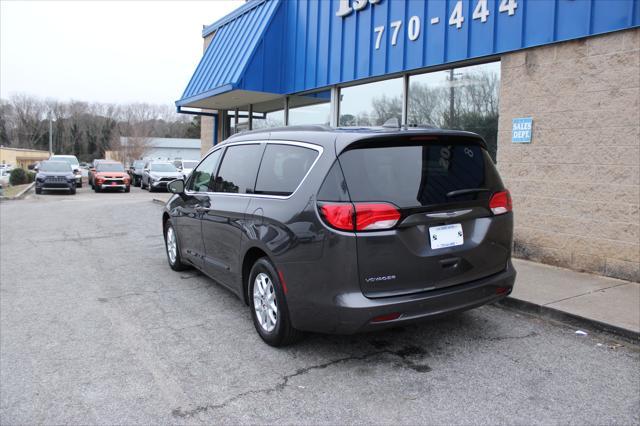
[140,161,183,192]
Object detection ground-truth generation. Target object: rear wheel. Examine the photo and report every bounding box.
[249,258,302,347]
[164,220,188,271]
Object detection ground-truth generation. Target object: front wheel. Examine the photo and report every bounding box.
[164,220,188,271]
[249,258,302,347]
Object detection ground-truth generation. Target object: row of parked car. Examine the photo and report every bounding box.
[34,155,191,195]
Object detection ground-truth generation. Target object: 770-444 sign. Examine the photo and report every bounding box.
[336,0,519,50]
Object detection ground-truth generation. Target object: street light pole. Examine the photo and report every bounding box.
[48,117,53,156]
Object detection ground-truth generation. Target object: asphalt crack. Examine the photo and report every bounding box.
[171,345,433,419]
[97,283,213,302]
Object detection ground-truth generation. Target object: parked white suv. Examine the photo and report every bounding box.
[50,155,82,188]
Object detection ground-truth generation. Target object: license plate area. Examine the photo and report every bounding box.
[429,223,464,250]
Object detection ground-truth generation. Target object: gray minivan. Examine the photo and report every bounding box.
[163,126,516,346]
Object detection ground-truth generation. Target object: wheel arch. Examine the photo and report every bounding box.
[241,246,271,305]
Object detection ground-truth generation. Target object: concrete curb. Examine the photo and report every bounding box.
[498,296,640,343]
[152,198,166,206]
[15,182,35,199]
[0,182,35,201]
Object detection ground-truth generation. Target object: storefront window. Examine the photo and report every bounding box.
[229,111,248,136]
[288,90,331,125]
[339,78,403,126]
[409,62,500,161]
[252,109,285,130]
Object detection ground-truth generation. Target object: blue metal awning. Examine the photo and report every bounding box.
[176,0,283,110]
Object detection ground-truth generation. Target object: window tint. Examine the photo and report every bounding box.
[339,142,494,208]
[214,144,263,194]
[317,160,350,202]
[150,163,177,172]
[188,150,221,192]
[255,144,318,196]
[96,163,124,172]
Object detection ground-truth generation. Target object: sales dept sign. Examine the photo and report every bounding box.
[512,118,533,143]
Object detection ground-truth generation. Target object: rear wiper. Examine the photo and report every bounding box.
[446,188,490,198]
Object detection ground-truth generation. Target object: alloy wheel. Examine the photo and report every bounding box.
[166,226,177,264]
[253,272,278,332]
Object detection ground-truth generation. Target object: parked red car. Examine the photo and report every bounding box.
[93,161,130,193]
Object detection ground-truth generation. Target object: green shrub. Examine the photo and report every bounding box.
[27,171,36,183]
[9,168,28,186]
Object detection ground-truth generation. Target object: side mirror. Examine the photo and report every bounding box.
[167,179,185,194]
[34,165,39,171]
[144,168,149,172]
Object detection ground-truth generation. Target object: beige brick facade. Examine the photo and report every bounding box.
[200,32,215,157]
[497,28,640,282]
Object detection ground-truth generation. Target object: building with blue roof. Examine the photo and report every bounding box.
[177,0,639,281]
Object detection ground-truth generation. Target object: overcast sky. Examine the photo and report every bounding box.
[0,0,244,106]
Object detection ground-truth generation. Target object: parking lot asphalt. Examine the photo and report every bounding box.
[1,186,639,425]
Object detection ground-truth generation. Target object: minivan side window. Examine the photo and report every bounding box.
[255,144,319,196]
[213,144,264,194]
[188,150,222,192]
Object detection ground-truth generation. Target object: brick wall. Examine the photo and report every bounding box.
[497,28,640,282]
[200,33,215,157]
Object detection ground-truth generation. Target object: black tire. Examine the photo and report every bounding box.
[69,188,76,195]
[141,180,146,190]
[164,219,188,271]
[94,186,100,193]
[35,187,42,195]
[77,181,82,188]
[248,258,303,347]
[124,186,130,193]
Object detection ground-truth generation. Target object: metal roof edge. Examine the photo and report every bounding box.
[175,84,235,107]
[202,0,268,38]
[233,0,283,90]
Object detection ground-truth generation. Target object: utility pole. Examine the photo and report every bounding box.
[449,69,455,129]
[48,117,53,156]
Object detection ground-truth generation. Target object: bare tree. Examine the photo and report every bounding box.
[9,94,48,148]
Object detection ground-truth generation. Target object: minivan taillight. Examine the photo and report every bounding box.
[489,190,512,215]
[319,202,401,231]
[355,203,401,230]
[319,203,354,231]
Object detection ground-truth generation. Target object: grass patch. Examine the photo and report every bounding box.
[1,183,32,198]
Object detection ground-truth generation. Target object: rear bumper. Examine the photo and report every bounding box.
[37,182,74,191]
[99,184,128,190]
[150,181,170,189]
[288,261,516,334]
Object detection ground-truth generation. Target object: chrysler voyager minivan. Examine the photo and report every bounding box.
[163,126,516,346]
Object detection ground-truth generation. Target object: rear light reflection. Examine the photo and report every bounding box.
[371,312,401,323]
[489,190,513,215]
[319,202,401,232]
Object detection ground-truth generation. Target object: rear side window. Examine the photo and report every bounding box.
[214,144,263,194]
[255,144,318,196]
[339,142,496,208]
[188,149,221,192]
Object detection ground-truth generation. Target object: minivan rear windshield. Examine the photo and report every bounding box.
[339,142,493,208]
